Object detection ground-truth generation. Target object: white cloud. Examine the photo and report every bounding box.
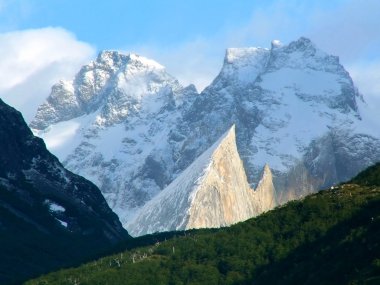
[0,27,95,122]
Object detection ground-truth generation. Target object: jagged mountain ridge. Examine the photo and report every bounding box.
[31,51,195,129]
[32,37,380,229]
[127,125,277,237]
[0,99,129,284]
[32,51,198,224]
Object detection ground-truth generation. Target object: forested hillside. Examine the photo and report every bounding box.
[26,164,380,285]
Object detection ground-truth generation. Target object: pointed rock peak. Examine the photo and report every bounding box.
[224,124,236,140]
[126,125,276,236]
[255,163,278,211]
[263,163,272,175]
[126,124,277,236]
[201,124,237,157]
[256,163,275,191]
[203,124,239,159]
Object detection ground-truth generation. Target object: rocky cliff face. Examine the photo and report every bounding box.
[0,98,129,284]
[127,125,277,236]
[31,38,380,230]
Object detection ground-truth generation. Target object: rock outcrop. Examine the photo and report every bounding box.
[127,125,277,236]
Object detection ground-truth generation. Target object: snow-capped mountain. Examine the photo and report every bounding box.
[32,37,380,230]
[31,51,198,223]
[0,98,129,284]
[127,125,277,237]
[31,51,194,129]
[172,37,380,203]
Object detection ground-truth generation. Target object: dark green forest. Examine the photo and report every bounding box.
[25,164,380,285]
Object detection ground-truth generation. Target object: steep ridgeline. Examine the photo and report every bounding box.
[32,38,380,230]
[127,125,277,237]
[0,99,129,285]
[31,51,198,224]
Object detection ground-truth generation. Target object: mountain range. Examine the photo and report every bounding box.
[1,36,379,284]
[31,37,380,234]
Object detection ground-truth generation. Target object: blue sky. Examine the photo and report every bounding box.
[1,0,359,51]
[1,0,264,49]
[0,0,379,120]
[0,0,298,49]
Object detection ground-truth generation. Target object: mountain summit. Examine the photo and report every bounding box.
[32,38,380,230]
[31,51,185,130]
[31,51,198,225]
